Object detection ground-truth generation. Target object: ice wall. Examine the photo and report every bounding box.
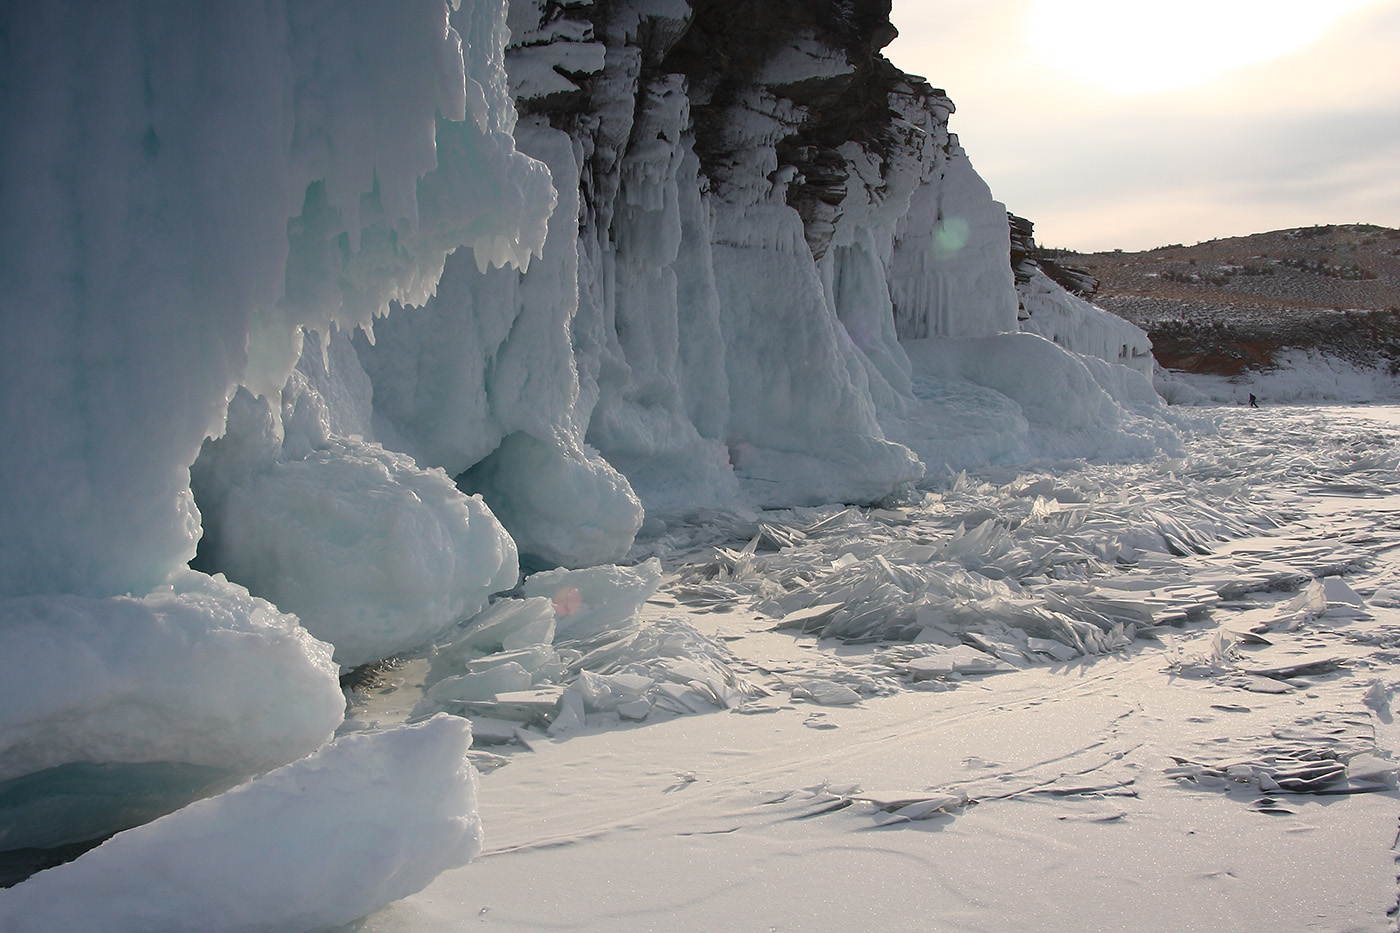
[0,1,531,601]
[489,0,1163,511]
[489,1,938,509]
[889,150,1023,340]
[0,0,554,909]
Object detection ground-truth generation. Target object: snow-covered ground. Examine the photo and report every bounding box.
[1159,353,1400,407]
[331,402,1400,932]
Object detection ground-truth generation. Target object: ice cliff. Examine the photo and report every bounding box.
[0,0,1161,922]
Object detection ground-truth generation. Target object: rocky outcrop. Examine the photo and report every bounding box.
[1010,213,1099,299]
[1074,224,1400,376]
[1010,214,1149,376]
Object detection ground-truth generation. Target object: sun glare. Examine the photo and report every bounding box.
[1025,0,1376,94]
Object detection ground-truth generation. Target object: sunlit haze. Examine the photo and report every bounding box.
[886,0,1400,250]
[1027,0,1375,94]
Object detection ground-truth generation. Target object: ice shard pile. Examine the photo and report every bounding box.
[416,560,757,733]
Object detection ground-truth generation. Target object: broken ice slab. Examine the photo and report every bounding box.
[603,672,655,695]
[443,597,557,655]
[1231,630,1274,646]
[754,521,806,550]
[426,663,533,704]
[1266,759,1349,792]
[792,680,862,706]
[1146,509,1218,556]
[1025,636,1080,662]
[1321,576,1368,613]
[867,508,913,525]
[1211,561,1313,600]
[1364,678,1392,712]
[1343,753,1398,789]
[963,631,1030,667]
[901,645,1011,680]
[465,717,522,746]
[1065,577,1223,626]
[1012,478,1056,499]
[1274,580,1327,625]
[548,690,586,735]
[1240,657,1346,680]
[512,727,550,752]
[1219,674,1295,694]
[573,670,656,712]
[466,750,511,773]
[651,682,718,715]
[775,602,844,631]
[616,698,652,721]
[460,687,566,724]
[523,559,664,639]
[855,791,966,825]
[464,644,558,675]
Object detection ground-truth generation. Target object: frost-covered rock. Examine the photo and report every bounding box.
[0,717,480,933]
[1019,267,1155,377]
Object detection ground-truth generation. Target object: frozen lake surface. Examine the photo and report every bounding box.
[346,403,1400,932]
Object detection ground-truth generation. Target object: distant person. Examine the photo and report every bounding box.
[1249,393,1259,408]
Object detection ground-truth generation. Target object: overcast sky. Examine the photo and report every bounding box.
[885,0,1400,251]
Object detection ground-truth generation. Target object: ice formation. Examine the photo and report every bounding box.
[1,0,1171,923]
[415,559,755,733]
[1,0,549,915]
[0,572,344,852]
[0,716,480,933]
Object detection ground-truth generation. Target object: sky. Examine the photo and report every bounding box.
[885,0,1400,252]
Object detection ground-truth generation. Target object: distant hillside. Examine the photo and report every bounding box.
[1046,224,1400,375]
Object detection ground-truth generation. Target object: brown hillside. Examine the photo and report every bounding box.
[1046,224,1400,376]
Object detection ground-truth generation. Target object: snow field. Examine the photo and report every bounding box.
[1160,349,1400,407]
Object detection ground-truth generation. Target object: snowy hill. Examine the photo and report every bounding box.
[1064,224,1400,382]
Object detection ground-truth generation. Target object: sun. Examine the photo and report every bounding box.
[1025,0,1376,94]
